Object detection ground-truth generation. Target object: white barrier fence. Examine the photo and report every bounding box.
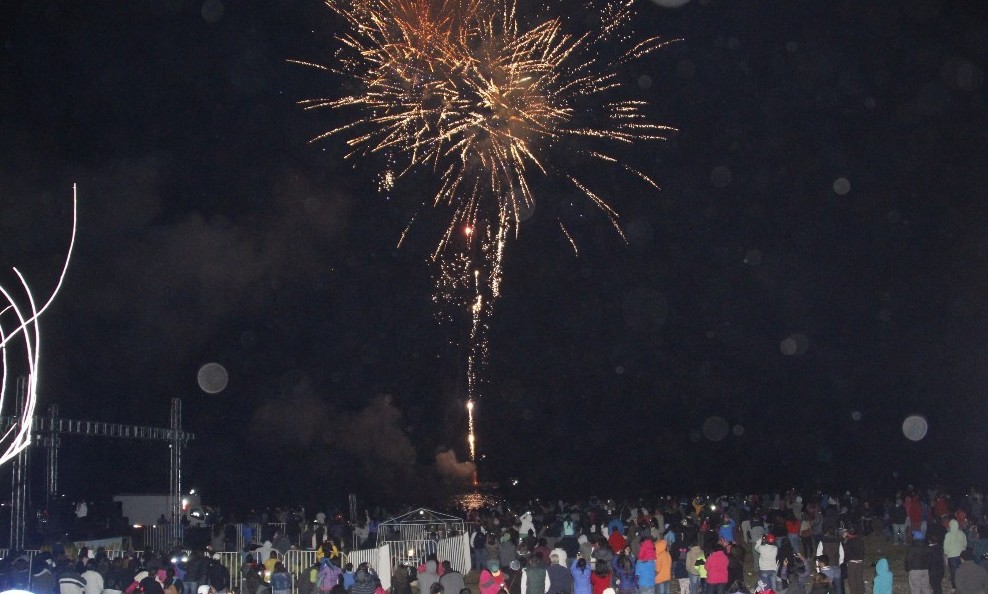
[0,535,467,594]
[379,534,470,574]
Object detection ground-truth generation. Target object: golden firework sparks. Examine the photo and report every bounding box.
[298,0,676,461]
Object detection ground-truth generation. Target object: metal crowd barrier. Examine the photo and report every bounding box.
[379,534,470,573]
[0,535,470,594]
[231,522,290,551]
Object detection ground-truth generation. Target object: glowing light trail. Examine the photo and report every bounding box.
[0,184,78,467]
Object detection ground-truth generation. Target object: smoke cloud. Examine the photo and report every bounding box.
[433,448,476,483]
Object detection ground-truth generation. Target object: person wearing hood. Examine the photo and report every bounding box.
[439,561,465,594]
[479,561,505,594]
[256,543,274,567]
[872,559,892,594]
[944,519,968,588]
[635,540,657,594]
[654,540,672,594]
[419,561,440,594]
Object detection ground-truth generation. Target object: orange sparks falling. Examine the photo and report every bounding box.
[298,0,676,470]
[296,0,676,258]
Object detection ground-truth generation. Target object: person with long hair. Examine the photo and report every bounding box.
[591,561,612,594]
[572,556,593,594]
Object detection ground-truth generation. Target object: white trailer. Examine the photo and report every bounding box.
[113,493,204,527]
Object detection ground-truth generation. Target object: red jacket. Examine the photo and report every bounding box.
[591,572,612,594]
[705,551,729,585]
[609,531,627,554]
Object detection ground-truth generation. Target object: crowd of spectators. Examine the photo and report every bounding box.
[462,487,988,594]
[3,486,988,594]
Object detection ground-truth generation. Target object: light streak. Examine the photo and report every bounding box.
[0,184,78,466]
[466,400,476,461]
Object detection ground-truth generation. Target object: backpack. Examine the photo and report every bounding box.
[474,530,487,549]
[318,565,341,592]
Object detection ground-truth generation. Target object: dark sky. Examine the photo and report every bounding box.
[1,0,986,510]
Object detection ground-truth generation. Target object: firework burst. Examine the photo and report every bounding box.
[297,0,675,460]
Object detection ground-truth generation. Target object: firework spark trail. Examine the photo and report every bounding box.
[0,185,77,467]
[300,0,675,465]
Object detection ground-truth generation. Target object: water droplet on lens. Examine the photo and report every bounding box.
[197,363,229,394]
[902,415,929,441]
[702,416,729,441]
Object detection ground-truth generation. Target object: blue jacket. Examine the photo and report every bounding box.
[571,561,593,594]
[635,560,656,589]
[873,559,893,594]
[612,557,638,593]
[271,572,291,593]
[718,520,736,543]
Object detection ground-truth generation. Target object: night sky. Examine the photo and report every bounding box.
[1,0,986,510]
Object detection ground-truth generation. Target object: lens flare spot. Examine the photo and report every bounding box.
[197,362,229,394]
[902,415,929,441]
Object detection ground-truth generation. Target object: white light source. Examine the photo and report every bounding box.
[0,185,77,468]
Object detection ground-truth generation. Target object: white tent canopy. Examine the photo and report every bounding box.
[376,507,466,545]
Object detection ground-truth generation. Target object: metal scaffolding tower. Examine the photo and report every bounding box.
[10,377,30,552]
[3,396,194,550]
